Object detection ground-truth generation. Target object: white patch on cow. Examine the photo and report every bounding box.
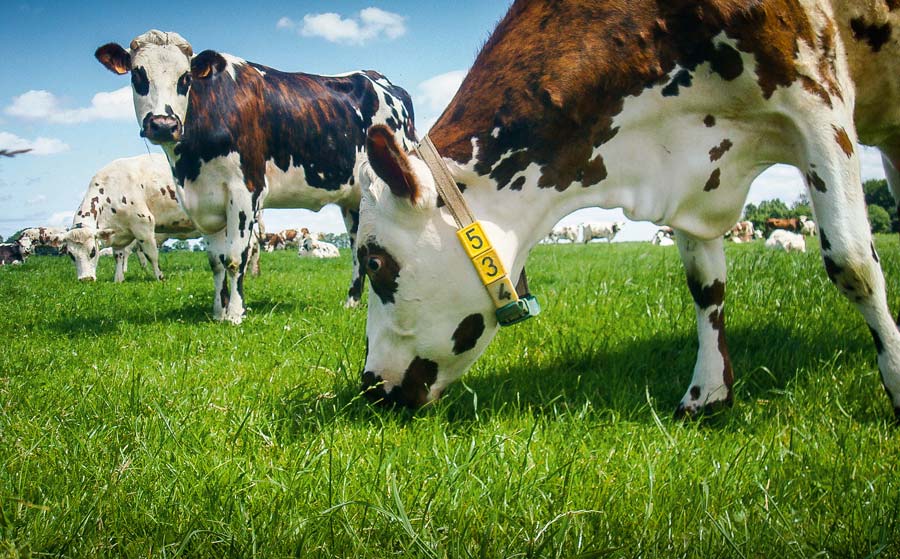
[220,53,247,81]
[491,127,500,138]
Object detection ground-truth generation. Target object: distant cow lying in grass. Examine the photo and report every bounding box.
[298,231,340,259]
[63,153,205,282]
[19,227,66,250]
[765,230,806,253]
[357,0,900,421]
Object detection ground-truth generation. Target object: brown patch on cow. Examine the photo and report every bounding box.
[358,242,401,305]
[121,196,127,204]
[832,125,854,158]
[429,1,818,192]
[708,307,734,396]
[709,139,733,162]
[704,168,721,191]
[824,255,875,302]
[452,314,485,355]
[165,185,177,201]
[850,18,892,53]
[686,277,725,310]
[366,125,421,202]
[175,56,414,204]
[703,114,716,127]
[888,0,900,11]
[766,217,801,234]
[806,170,827,192]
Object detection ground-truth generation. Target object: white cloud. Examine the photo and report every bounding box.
[0,131,69,155]
[47,211,75,228]
[415,70,466,133]
[279,7,407,46]
[5,86,133,124]
[276,16,295,30]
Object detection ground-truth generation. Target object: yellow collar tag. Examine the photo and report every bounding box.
[456,221,520,309]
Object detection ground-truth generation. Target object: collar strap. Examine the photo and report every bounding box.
[414,135,540,326]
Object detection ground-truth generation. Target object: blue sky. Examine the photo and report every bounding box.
[0,1,887,241]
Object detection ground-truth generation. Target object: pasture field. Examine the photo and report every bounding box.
[1,238,899,558]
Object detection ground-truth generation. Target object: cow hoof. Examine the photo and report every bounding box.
[224,313,243,325]
[674,397,733,420]
[157,274,166,281]
[344,298,360,309]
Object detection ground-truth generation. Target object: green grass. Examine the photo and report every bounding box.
[1,238,899,558]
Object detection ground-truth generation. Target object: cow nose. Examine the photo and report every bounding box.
[145,115,181,141]
[361,371,390,405]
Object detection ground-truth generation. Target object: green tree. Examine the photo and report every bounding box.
[863,179,898,232]
[743,198,791,230]
[868,204,891,233]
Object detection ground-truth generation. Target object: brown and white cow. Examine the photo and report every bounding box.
[64,153,200,282]
[764,217,802,236]
[19,227,66,249]
[727,220,755,243]
[357,0,900,420]
[95,30,416,323]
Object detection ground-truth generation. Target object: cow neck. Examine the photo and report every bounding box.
[73,191,101,230]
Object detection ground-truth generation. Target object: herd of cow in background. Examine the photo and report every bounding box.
[540,213,818,253]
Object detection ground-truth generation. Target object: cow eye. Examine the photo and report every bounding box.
[131,66,150,96]
[177,72,191,95]
[367,257,382,273]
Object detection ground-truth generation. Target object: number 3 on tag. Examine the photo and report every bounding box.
[473,249,506,284]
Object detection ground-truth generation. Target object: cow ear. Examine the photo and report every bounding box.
[191,50,227,80]
[366,124,421,202]
[95,43,131,75]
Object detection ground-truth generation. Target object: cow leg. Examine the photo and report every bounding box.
[248,221,262,277]
[210,187,261,325]
[113,246,130,283]
[137,236,164,281]
[674,233,733,417]
[204,231,228,321]
[340,205,364,308]
[804,125,900,420]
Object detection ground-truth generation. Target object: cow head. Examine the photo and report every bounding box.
[63,227,114,281]
[359,126,499,408]
[16,236,33,257]
[95,30,194,144]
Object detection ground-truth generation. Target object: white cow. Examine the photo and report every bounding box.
[548,225,578,243]
[651,227,675,246]
[356,1,900,421]
[765,230,807,253]
[799,215,817,236]
[63,154,201,282]
[581,221,625,243]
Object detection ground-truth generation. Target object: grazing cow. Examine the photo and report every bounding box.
[581,220,625,243]
[652,227,675,246]
[800,215,818,236]
[727,220,755,243]
[64,153,200,282]
[95,30,416,323]
[765,229,807,253]
[19,227,66,249]
[275,229,301,249]
[764,217,802,236]
[357,0,900,420]
[262,232,284,252]
[0,237,32,265]
[548,225,578,243]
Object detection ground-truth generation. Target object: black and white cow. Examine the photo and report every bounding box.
[95,30,416,323]
[64,153,200,282]
[357,0,900,420]
[0,236,32,265]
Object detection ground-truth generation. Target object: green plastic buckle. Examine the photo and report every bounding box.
[496,295,541,327]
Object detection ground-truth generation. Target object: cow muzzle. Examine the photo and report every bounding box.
[78,275,96,282]
[141,114,182,143]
